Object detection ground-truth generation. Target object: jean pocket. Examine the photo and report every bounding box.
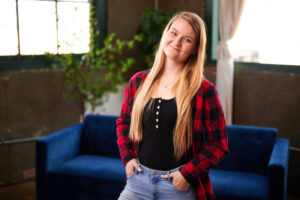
[127,172,135,179]
[127,167,138,179]
[171,179,190,192]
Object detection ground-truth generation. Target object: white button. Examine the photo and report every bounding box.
[158,99,161,103]
[157,106,160,109]
[156,118,159,122]
[155,125,159,129]
[156,111,159,115]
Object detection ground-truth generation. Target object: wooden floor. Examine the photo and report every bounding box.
[0,181,36,200]
[0,180,299,200]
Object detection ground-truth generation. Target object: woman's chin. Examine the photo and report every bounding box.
[164,50,178,59]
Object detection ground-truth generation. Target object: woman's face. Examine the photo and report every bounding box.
[162,18,197,64]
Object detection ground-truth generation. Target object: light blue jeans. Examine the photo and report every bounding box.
[118,161,195,200]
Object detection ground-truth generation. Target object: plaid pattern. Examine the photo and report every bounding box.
[116,70,228,200]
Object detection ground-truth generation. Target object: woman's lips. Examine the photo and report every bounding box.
[170,45,180,51]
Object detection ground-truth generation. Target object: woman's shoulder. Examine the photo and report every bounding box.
[130,69,150,81]
[127,69,150,89]
[195,77,218,97]
[201,77,216,89]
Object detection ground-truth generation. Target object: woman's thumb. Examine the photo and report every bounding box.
[136,165,142,172]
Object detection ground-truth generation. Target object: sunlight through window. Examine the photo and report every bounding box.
[0,0,90,56]
[19,0,57,55]
[229,0,300,66]
[57,2,90,54]
[0,0,18,55]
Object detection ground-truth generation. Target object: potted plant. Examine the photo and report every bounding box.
[47,3,142,120]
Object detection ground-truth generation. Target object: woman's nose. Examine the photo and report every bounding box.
[173,37,182,47]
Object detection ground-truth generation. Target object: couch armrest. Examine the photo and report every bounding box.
[36,123,83,200]
[36,123,83,173]
[268,138,290,200]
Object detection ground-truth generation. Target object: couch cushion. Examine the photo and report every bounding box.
[215,125,277,174]
[48,155,126,195]
[210,169,268,200]
[81,114,120,157]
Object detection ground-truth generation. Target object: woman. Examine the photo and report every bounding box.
[116,11,228,200]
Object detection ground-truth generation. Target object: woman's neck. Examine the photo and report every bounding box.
[151,58,183,99]
[162,58,183,77]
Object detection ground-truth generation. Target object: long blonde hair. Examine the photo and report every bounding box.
[130,11,207,160]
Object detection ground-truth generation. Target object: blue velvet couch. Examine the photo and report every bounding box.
[210,125,289,200]
[36,114,125,200]
[36,114,289,200]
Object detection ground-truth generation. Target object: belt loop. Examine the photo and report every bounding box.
[134,160,141,175]
[134,165,138,175]
[137,158,142,167]
[167,171,170,181]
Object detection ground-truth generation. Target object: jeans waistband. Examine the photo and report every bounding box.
[136,159,183,177]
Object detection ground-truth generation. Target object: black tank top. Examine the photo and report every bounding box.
[138,97,188,170]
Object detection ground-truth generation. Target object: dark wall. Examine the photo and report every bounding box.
[0,69,80,185]
[204,65,300,194]
[233,69,300,145]
[234,68,300,194]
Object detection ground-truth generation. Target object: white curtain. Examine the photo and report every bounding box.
[216,0,245,124]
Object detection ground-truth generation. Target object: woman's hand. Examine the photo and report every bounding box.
[125,159,142,178]
[161,171,190,191]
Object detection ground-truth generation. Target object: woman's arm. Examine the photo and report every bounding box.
[116,79,136,166]
[179,82,228,184]
[116,71,148,166]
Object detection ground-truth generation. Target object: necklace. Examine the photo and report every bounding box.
[162,76,180,88]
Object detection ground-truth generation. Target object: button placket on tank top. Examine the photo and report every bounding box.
[155,99,161,130]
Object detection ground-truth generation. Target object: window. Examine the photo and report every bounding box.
[229,0,300,66]
[0,0,90,56]
[57,1,90,54]
[0,0,18,55]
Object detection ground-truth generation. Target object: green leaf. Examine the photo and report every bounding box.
[128,40,134,49]
[96,49,101,56]
[134,34,143,42]
[70,94,75,100]
[112,87,118,93]
[104,72,114,80]
[108,63,116,69]
[108,55,115,60]
[126,58,135,66]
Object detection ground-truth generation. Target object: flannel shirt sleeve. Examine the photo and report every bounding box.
[179,83,228,184]
[116,76,136,166]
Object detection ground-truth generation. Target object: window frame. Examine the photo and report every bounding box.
[0,0,107,71]
[205,0,219,66]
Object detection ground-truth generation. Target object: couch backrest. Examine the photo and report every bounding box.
[80,114,120,158]
[214,125,277,175]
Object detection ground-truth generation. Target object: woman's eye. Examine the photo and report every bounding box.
[171,31,176,36]
[185,38,192,43]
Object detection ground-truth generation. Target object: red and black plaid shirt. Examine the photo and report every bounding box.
[116,70,228,200]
